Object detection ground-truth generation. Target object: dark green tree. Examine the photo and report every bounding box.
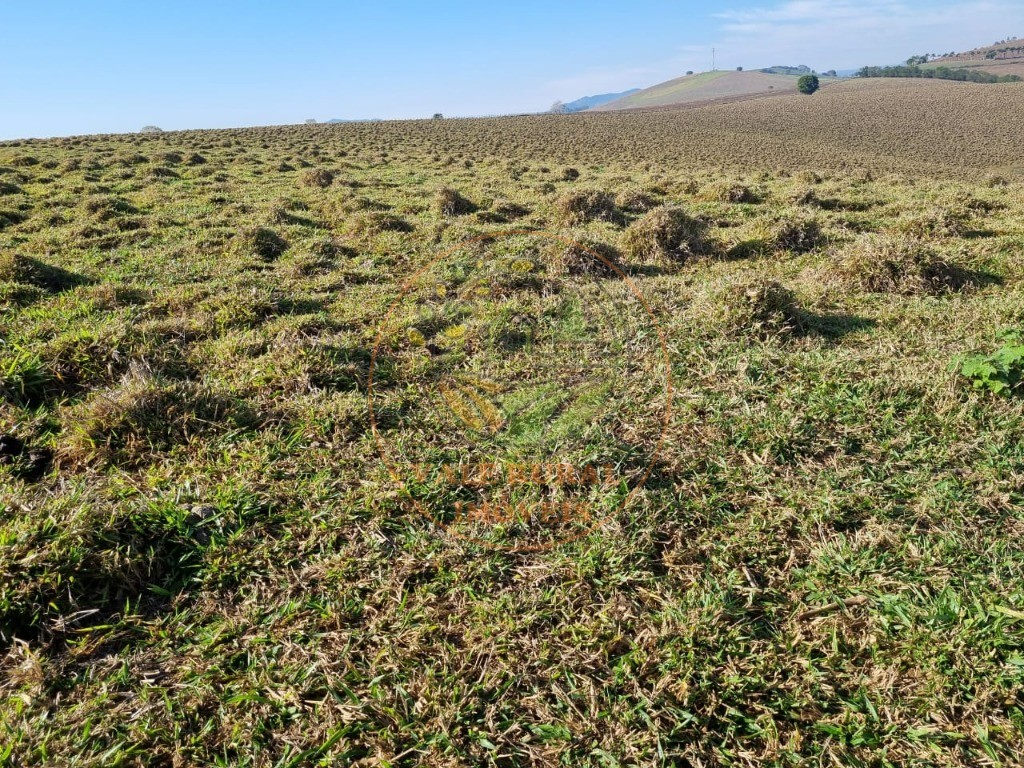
[797,74,820,94]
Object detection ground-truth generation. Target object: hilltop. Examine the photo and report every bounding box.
[591,69,816,111]
[919,36,1024,77]
[931,36,1024,64]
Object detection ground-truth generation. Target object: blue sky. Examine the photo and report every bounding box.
[2,0,1022,139]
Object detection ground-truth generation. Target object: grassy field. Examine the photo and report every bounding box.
[593,71,804,111]
[2,79,1024,766]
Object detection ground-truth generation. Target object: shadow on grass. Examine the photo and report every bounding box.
[0,210,28,229]
[817,198,875,212]
[278,212,322,228]
[723,239,768,261]
[800,312,877,339]
[2,254,93,296]
[623,264,676,278]
[0,496,281,657]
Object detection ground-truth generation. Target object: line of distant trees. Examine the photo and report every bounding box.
[905,39,1024,63]
[985,45,1024,59]
[856,64,1022,83]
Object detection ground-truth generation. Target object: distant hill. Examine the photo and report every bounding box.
[930,38,1023,63]
[592,70,811,111]
[563,89,640,113]
[923,37,1024,78]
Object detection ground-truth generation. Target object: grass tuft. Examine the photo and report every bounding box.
[59,365,256,467]
[621,205,707,264]
[433,187,477,217]
[233,226,289,261]
[701,180,757,203]
[703,277,806,337]
[834,233,979,295]
[301,168,334,188]
[546,235,623,278]
[553,189,618,226]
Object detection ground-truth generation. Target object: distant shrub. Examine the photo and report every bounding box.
[561,167,580,181]
[834,234,975,294]
[983,174,1009,188]
[797,74,820,95]
[301,168,334,188]
[0,182,23,196]
[553,189,618,226]
[139,125,163,133]
[622,206,707,263]
[433,187,477,217]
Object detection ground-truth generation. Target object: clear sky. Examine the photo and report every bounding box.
[2,0,1022,139]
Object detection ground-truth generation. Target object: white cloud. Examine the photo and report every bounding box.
[713,0,1024,70]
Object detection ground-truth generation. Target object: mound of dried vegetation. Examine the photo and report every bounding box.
[622,205,708,264]
[833,233,977,295]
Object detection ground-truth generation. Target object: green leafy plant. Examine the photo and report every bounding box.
[957,330,1024,395]
[797,74,820,95]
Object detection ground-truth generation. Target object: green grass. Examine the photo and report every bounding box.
[0,106,1023,766]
